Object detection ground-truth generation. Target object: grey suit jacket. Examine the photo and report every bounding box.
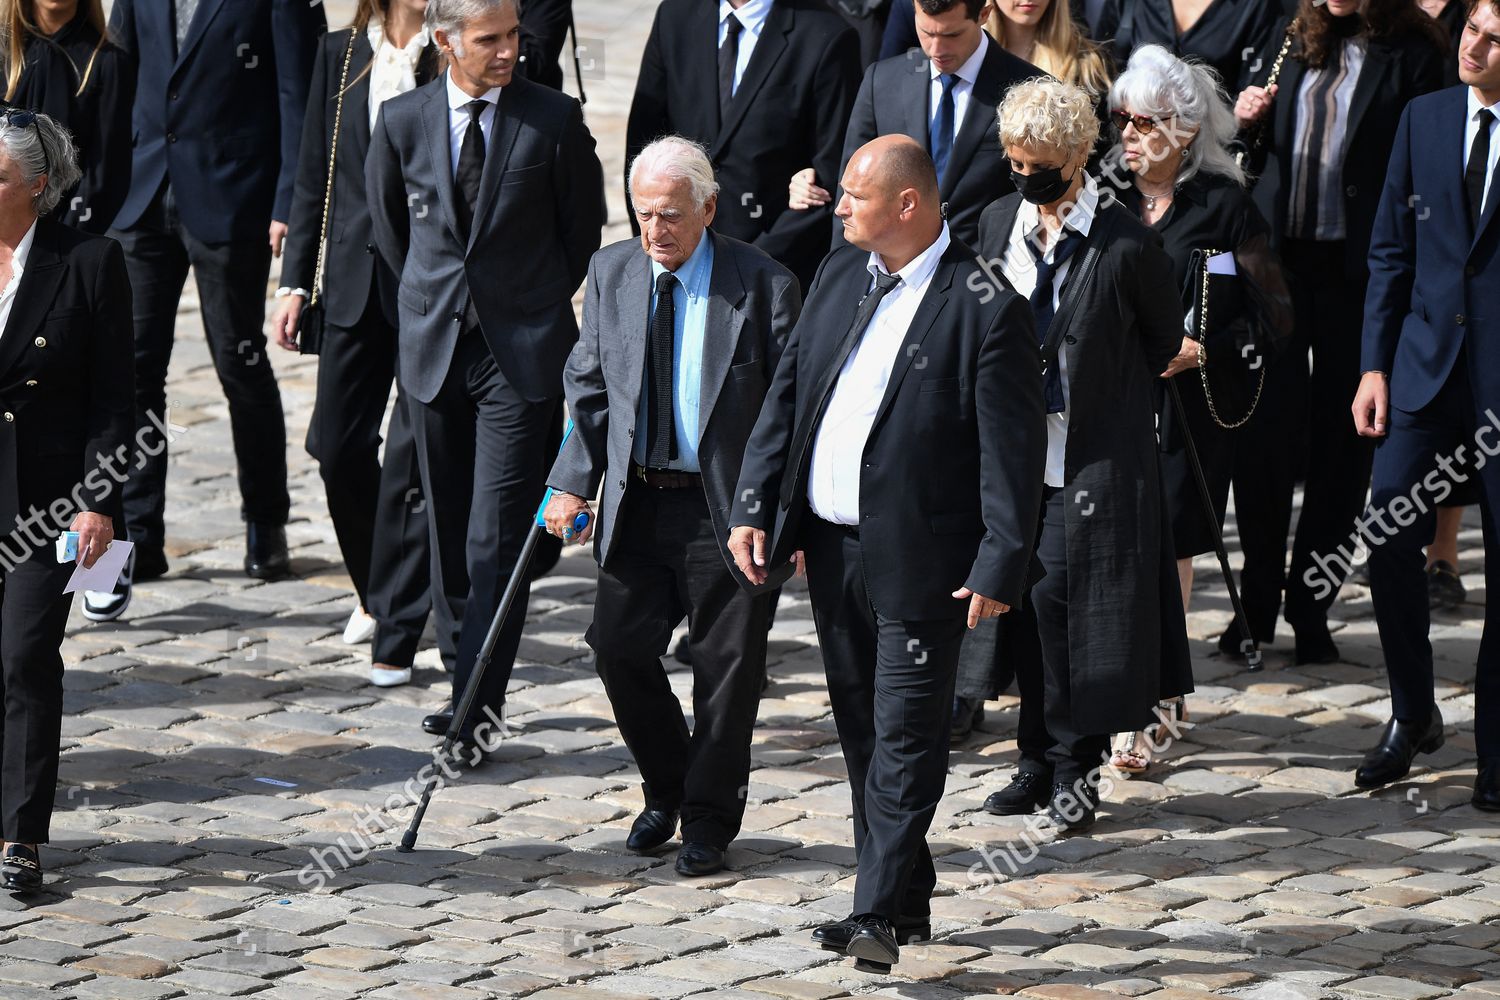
[366,73,606,404]
[548,231,801,584]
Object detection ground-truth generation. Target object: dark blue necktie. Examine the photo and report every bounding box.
[1028,229,1084,414]
[930,74,957,186]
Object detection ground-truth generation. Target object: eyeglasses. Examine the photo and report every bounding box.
[1,108,50,177]
[1110,110,1171,135]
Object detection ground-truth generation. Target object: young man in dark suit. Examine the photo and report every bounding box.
[1351,0,1500,808]
[729,135,1045,972]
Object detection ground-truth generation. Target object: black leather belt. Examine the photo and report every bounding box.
[817,516,859,538]
[632,463,700,490]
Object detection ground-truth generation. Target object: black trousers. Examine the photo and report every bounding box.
[1368,357,1500,756]
[409,332,557,720]
[590,485,768,849]
[0,548,73,843]
[1019,488,1110,785]
[803,517,965,920]
[307,294,434,668]
[110,182,289,548]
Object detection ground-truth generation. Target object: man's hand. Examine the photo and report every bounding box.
[542,491,593,545]
[788,167,831,211]
[1161,335,1199,378]
[270,294,304,352]
[729,525,769,585]
[952,586,1010,629]
[269,220,288,257]
[70,512,113,570]
[1352,370,1389,438]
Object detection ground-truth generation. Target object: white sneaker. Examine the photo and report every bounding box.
[342,606,376,644]
[370,665,412,687]
[81,549,135,622]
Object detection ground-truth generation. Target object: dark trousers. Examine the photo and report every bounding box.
[110,182,289,548]
[590,485,768,848]
[307,294,434,667]
[0,549,73,843]
[1368,356,1500,756]
[803,517,965,920]
[1020,488,1110,785]
[409,332,557,720]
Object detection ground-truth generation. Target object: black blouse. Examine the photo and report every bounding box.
[8,13,134,234]
[1114,0,1281,91]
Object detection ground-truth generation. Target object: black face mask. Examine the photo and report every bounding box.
[1011,164,1076,206]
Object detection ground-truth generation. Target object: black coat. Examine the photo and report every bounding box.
[1245,18,1446,279]
[0,219,133,538]
[731,235,1047,619]
[282,28,440,328]
[625,0,862,291]
[7,15,134,234]
[977,194,1192,734]
[1111,0,1280,89]
[517,0,571,91]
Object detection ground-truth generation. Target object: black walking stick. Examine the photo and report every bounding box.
[399,425,590,852]
[1166,379,1264,673]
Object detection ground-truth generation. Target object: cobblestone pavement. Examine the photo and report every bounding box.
[5,4,1500,999]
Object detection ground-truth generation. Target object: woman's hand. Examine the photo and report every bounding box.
[788,168,831,211]
[270,295,304,352]
[1161,336,1199,378]
[1234,84,1277,130]
[69,512,113,570]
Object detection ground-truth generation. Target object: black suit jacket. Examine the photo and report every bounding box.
[837,38,1039,247]
[1246,20,1446,278]
[518,0,571,91]
[282,28,440,328]
[0,220,133,538]
[731,235,1047,619]
[108,0,324,243]
[625,0,862,290]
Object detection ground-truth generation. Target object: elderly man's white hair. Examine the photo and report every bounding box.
[629,136,721,209]
[427,0,516,54]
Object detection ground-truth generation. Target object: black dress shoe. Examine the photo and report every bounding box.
[1044,780,1097,834]
[245,523,291,580]
[949,697,985,745]
[1292,622,1339,665]
[674,841,723,876]
[845,914,899,972]
[2,843,42,892]
[1355,706,1445,789]
[133,544,169,582]
[813,914,930,952]
[983,770,1052,815]
[626,808,678,852]
[1474,758,1500,812]
[1428,560,1467,610]
[422,713,453,736]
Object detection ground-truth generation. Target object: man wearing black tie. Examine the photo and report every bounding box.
[729,135,1045,972]
[366,0,605,746]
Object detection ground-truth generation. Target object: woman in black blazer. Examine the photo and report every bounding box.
[1230,0,1445,665]
[271,0,440,690]
[0,111,132,891]
[1,0,134,233]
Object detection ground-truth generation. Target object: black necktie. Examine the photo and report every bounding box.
[455,99,487,239]
[645,271,679,467]
[1467,108,1495,234]
[1028,229,1084,414]
[780,270,903,507]
[718,15,743,123]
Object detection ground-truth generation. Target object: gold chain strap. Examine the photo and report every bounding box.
[1264,17,1299,92]
[310,31,358,309]
[1197,249,1265,430]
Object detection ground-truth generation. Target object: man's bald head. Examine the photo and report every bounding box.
[846,134,940,203]
[836,135,944,268]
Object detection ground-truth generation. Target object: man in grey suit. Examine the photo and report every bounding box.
[367,0,605,744]
[544,137,801,877]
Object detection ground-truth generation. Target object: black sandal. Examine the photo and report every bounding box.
[2,843,42,892]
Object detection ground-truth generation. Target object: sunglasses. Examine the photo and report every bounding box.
[1110,110,1172,135]
[1,108,50,177]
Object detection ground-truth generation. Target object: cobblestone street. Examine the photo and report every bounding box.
[4,3,1500,998]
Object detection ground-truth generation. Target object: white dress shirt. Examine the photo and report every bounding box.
[0,221,37,343]
[997,175,1101,488]
[807,224,952,525]
[445,70,501,178]
[368,22,429,130]
[1466,87,1500,218]
[718,0,775,96]
[928,32,989,143]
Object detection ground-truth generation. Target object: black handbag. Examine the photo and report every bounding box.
[297,30,357,355]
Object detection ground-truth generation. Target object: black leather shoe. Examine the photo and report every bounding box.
[983,771,1052,815]
[133,544,169,582]
[674,842,723,876]
[626,808,678,852]
[2,843,42,892]
[1474,758,1500,812]
[813,914,930,952]
[1355,707,1445,789]
[845,914,899,972]
[1044,780,1097,834]
[422,713,453,736]
[245,523,291,580]
[1428,560,1467,610]
[1293,622,1339,665]
[950,697,985,745]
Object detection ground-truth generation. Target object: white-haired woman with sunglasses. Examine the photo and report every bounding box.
[0,109,131,891]
[1104,44,1293,774]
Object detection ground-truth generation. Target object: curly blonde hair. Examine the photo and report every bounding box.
[997,76,1100,158]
